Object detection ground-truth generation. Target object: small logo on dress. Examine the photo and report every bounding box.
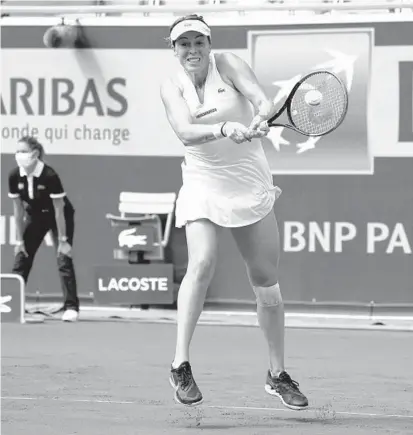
[218,88,225,93]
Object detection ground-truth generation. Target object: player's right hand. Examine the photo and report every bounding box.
[223,122,251,144]
[14,243,28,257]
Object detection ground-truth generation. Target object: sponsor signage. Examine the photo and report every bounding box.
[93,264,174,305]
[283,221,412,254]
[116,225,155,252]
[0,50,185,156]
[1,23,412,161]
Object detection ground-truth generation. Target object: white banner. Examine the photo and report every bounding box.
[0,49,186,156]
[1,44,412,158]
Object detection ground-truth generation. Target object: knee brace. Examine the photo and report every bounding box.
[253,283,282,307]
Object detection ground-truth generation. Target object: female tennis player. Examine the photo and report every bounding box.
[161,14,308,409]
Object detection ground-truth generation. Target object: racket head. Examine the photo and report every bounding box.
[285,70,349,137]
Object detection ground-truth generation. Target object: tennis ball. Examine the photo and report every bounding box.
[305,90,323,106]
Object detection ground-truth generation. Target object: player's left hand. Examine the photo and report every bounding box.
[246,121,270,139]
[57,241,72,257]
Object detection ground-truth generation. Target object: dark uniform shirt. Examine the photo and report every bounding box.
[8,160,74,217]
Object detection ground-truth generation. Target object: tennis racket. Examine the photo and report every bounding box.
[265,70,349,137]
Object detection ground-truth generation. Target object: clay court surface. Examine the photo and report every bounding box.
[1,321,412,435]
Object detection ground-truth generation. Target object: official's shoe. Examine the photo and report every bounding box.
[265,370,309,410]
[62,309,79,322]
[169,361,203,406]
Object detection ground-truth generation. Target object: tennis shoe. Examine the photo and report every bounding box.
[169,361,203,406]
[265,370,308,410]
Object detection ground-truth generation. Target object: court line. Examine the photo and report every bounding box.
[2,396,412,419]
[1,396,134,404]
[83,306,413,322]
[207,405,413,419]
[203,312,413,321]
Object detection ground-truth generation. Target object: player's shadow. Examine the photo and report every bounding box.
[187,414,411,431]
[176,404,345,430]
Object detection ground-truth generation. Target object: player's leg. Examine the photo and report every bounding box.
[170,218,221,406]
[231,210,308,410]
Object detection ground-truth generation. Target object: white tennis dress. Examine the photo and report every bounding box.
[174,53,282,228]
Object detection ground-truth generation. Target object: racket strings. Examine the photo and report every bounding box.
[289,72,347,136]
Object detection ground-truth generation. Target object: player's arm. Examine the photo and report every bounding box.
[218,52,274,129]
[160,78,225,146]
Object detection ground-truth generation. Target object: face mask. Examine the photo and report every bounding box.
[15,151,36,168]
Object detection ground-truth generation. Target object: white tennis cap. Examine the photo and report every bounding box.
[170,20,211,42]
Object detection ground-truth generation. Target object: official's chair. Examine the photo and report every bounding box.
[106,192,177,263]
